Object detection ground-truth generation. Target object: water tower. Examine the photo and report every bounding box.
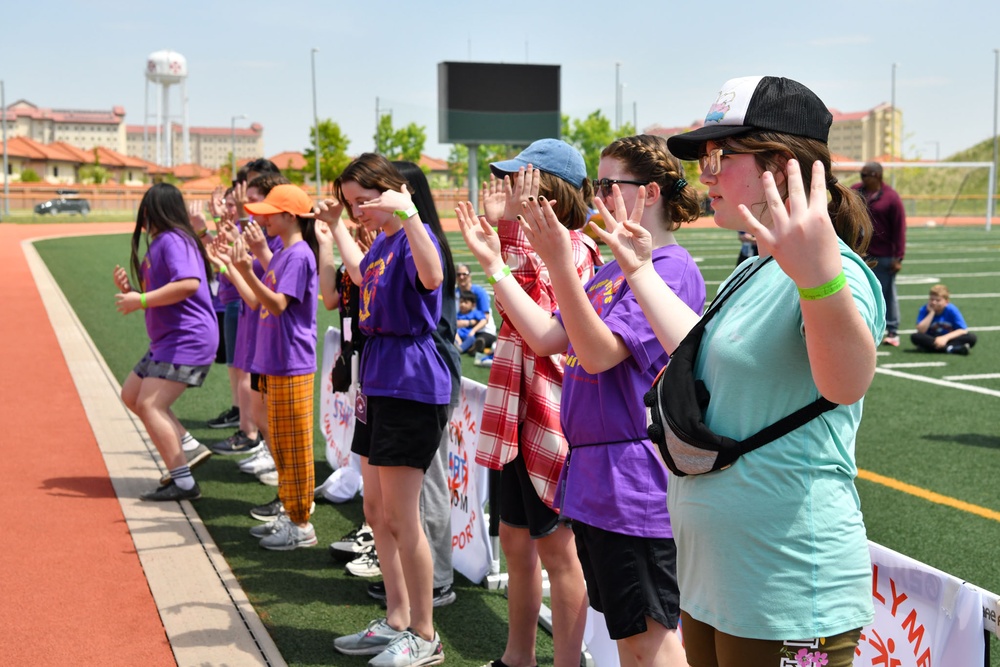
[144,50,190,167]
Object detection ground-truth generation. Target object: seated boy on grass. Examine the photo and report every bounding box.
[455,290,488,355]
[911,283,977,355]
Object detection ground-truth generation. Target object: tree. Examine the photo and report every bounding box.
[447,144,522,189]
[79,148,109,185]
[374,115,427,165]
[20,167,41,183]
[562,111,635,179]
[304,119,351,195]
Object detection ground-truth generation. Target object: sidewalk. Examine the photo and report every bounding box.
[1,222,283,666]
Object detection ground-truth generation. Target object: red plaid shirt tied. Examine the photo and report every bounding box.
[475,218,602,508]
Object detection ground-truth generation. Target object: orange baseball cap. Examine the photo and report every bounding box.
[244,184,314,216]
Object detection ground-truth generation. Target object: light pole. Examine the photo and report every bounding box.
[992,48,998,217]
[230,114,246,185]
[1,79,8,221]
[890,63,897,187]
[615,62,622,131]
[311,48,322,197]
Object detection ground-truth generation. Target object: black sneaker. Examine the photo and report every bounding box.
[140,480,201,502]
[329,522,374,561]
[207,406,240,429]
[210,430,263,456]
[946,343,970,356]
[250,496,283,521]
[366,582,457,607]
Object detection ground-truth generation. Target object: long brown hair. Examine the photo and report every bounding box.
[601,134,701,231]
[720,131,872,256]
[130,183,213,289]
[333,153,408,224]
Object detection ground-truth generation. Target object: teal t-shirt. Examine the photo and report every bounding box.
[668,239,885,640]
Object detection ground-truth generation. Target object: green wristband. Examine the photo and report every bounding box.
[797,271,846,301]
[487,265,512,285]
[140,292,148,309]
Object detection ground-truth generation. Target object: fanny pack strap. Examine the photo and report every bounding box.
[737,396,838,455]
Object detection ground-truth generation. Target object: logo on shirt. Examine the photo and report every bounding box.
[586,275,623,316]
[359,253,393,323]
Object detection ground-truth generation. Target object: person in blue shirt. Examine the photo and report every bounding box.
[454,290,488,354]
[911,283,977,355]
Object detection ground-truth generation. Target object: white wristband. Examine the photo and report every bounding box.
[488,266,512,285]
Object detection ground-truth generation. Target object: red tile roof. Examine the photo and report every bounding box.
[269,151,307,170]
[171,163,214,179]
[418,154,449,171]
[4,99,124,125]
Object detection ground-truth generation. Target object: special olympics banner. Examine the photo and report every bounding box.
[855,542,983,667]
[448,378,492,584]
[317,327,361,502]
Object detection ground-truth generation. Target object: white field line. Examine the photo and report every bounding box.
[880,362,948,368]
[875,367,1000,398]
[943,374,1000,381]
[900,293,1000,300]
[895,325,1000,334]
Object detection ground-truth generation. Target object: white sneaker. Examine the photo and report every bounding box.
[239,447,275,475]
[329,522,374,560]
[368,630,444,667]
[257,469,279,486]
[346,545,381,577]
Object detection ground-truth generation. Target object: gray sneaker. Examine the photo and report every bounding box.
[368,630,444,667]
[259,520,317,551]
[250,514,289,539]
[334,618,404,656]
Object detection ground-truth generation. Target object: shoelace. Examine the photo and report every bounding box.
[384,631,419,656]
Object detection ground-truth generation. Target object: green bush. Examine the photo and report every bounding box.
[20,168,41,183]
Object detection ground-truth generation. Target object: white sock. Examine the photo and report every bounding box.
[181,432,200,452]
[170,465,195,490]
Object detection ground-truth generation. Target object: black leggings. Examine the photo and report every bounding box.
[910,331,977,352]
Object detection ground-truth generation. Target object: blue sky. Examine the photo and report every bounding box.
[2,1,997,162]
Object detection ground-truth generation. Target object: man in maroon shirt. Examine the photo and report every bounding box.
[853,161,906,346]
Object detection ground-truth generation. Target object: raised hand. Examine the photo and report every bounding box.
[231,234,253,275]
[456,201,502,271]
[243,219,267,255]
[209,186,226,219]
[188,201,208,236]
[112,264,132,293]
[481,173,507,224]
[358,185,414,217]
[589,184,652,277]
[502,166,540,221]
[315,219,334,252]
[738,159,842,288]
[312,198,344,226]
[518,196,570,266]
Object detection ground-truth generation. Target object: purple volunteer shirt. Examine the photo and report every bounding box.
[251,239,317,377]
[141,229,218,366]
[358,224,450,405]
[234,234,284,373]
[555,245,706,538]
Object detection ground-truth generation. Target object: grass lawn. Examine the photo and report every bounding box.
[34,223,1000,666]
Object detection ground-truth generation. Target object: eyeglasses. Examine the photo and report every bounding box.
[698,148,742,176]
[592,178,649,198]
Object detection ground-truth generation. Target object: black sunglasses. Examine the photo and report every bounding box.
[592,178,648,197]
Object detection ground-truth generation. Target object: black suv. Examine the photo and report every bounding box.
[35,190,91,215]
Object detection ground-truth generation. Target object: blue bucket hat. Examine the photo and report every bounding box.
[490,139,587,189]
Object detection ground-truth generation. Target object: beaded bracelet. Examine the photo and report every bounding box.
[797,270,846,301]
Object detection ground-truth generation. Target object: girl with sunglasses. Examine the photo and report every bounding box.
[459,133,706,667]
[593,76,884,667]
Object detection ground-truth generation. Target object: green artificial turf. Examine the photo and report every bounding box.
[34,224,1000,666]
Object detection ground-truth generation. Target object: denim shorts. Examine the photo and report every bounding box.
[133,351,211,388]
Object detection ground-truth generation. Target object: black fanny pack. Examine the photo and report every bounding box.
[644,257,837,476]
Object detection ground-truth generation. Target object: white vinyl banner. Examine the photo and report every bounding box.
[447,378,493,584]
[854,542,984,667]
[319,328,492,582]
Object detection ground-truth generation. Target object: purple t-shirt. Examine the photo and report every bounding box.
[358,225,450,405]
[555,245,706,538]
[251,240,317,377]
[234,234,284,373]
[141,230,218,366]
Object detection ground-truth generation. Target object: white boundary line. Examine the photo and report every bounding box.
[875,367,1000,398]
[943,374,1000,381]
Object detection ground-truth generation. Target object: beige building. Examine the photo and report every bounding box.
[828,103,902,162]
[125,123,265,170]
[1,100,127,153]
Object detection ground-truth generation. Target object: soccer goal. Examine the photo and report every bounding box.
[834,160,996,231]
